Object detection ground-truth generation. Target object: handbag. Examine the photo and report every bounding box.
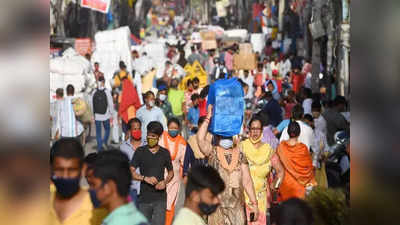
[309,14,326,40]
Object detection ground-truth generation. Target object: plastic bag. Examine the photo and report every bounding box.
[207,78,244,137]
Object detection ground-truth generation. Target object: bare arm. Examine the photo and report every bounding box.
[196,105,213,156]
[130,166,158,185]
[270,153,285,189]
[165,169,174,184]
[241,162,259,220]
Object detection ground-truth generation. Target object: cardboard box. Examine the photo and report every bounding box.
[239,43,253,54]
[202,39,218,50]
[233,53,257,70]
[200,31,216,40]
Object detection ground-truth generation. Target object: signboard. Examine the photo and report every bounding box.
[74,38,92,56]
[81,0,111,14]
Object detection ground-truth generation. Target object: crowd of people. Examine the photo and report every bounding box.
[50,32,350,225]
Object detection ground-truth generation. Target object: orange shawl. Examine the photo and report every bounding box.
[119,79,141,123]
[277,141,316,201]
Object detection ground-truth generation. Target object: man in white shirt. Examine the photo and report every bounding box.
[55,85,84,141]
[280,55,292,77]
[311,101,328,137]
[239,70,254,100]
[280,105,314,151]
[302,88,313,115]
[92,77,115,151]
[136,91,167,144]
[173,165,225,225]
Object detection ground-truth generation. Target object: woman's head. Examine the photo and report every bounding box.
[248,116,263,143]
[287,121,301,138]
[167,117,181,138]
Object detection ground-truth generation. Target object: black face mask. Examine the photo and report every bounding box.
[198,202,219,215]
[51,175,81,198]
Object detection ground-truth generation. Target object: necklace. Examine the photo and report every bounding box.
[216,146,240,173]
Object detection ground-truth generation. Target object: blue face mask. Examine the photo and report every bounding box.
[219,139,233,149]
[89,189,101,208]
[51,175,81,198]
[168,130,180,138]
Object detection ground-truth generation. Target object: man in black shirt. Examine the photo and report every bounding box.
[130,121,174,225]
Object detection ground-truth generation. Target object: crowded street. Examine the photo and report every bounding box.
[50,0,350,225]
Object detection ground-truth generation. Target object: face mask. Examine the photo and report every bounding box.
[199,202,219,215]
[131,130,142,140]
[219,139,233,149]
[51,175,81,198]
[147,137,158,147]
[89,189,101,208]
[250,134,263,144]
[148,100,155,107]
[159,94,167,101]
[97,82,104,89]
[168,130,179,138]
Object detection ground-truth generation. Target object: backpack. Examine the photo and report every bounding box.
[93,89,108,114]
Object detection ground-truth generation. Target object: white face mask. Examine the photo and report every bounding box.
[159,94,167,101]
[148,100,155,107]
[219,139,233,149]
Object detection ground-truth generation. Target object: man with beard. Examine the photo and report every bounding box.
[173,165,225,225]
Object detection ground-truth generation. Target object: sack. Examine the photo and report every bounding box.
[207,78,244,137]
[72,98,92,123]
[239,43,253,54]
[200,31,216,40]
[233,53,257,70]
[72,98,88,117]
[309,19,326,40]
[202,40,218,50]
[93,89,108,114]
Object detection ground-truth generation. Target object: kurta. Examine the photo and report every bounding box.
[241,139,274,225]
[159,132,186,210]
[208,147,247,225]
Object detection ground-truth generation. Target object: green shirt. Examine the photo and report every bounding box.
[159,101,174,120]
[168,89,185,116]
[102,203,148,225]
[172,208,206,225]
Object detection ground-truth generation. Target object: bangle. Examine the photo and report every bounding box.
[142,176,145,181]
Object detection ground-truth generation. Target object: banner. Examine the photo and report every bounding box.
[81,0,111,14]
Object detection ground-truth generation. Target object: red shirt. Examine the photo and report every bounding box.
[199,98,207,117]
[291,73,304,94]
[273,78,282,93]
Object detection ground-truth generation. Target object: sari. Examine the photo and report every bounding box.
[277,141,316,201]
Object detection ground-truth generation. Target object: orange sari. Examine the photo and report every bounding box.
[277,141,316,201]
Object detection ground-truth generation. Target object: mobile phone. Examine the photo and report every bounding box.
[250,212,255,222]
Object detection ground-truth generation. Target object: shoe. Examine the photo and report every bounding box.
[102,144,108,151]
[111,141,119,145]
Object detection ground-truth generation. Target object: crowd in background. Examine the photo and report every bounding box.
[50,28,350,225]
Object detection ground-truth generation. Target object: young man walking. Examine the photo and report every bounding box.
[130,121,174,225]
[88,150,149,225]
[92,76,115,151]
[173,165,225,225]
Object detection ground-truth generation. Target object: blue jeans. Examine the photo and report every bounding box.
[95,119,110,152]
[130,189,138,207]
